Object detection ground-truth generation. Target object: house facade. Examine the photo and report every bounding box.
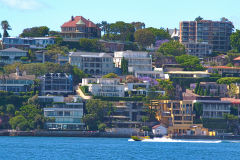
[69,52,114,75]
[183,42,213,58]
[43,96,84,130]
[2,37,55,50]
[39,73,73,96]
[0,69,35,92]
[60,16,101,41]
[193,97,231,118]
[0,47,27,65]
[114,50,152,73]
[82,78,124,97]
[207,66,240,77]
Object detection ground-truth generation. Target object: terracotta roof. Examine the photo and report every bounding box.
[207,66,240,69]
[234,56,240,61]
[0,73,35,80]
[152,124,162,129]
[221,98,240,104]
[61,16,97,28]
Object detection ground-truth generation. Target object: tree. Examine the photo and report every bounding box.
[79,38,103,52]
[175,54,205,71]
[228,83,238,98]
[195,16,203,21]
[217,77,240,85]
[131,22,145,30]
[103,21,135,41]
[158,41,186,56]
[98,123,107,132]
[1,20,11,37]
[20,26,49,37]
[230,30,240,52]
[102,73,118,78]
[45,44,69,62]
[121,57,128,75]
[83,100,114,130]
[193,102,203,120]
[156,79,175,99]
[6,104,15,116]
[194,82,200,94]
[146,27,170,40]
[134,29,155,47]
[9,115,28,130]
[72,66,88,85]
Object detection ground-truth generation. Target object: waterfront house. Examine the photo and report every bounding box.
[69,51,114,76]
[114,50,152,73]
[44,96,84,130]
[193,96,231,118]
[149,100,208,136]
[39,73,73,96]
[0,47,27,65]
[60,16,101,41]
[109,101,146,128]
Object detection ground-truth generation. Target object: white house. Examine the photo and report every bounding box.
[82,78,124,97]
[114,50,152,73]
[152,125,168,135]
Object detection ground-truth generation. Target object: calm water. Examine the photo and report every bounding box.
[0,137,240,160]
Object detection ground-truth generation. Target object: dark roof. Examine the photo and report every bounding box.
[1,47,27,53]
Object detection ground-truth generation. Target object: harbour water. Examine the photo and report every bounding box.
[0,136,240,160]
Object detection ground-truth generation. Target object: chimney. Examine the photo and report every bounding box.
[71,16,74,21]
[175,28,177,34]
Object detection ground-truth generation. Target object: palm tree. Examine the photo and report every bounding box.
[101,21,108,35]
[1,20,12,37]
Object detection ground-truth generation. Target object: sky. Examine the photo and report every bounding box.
[1,0,240,36]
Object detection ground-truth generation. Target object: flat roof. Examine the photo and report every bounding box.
[168,71,210,74]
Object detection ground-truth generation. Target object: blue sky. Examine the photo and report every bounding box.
[0,0,240,36]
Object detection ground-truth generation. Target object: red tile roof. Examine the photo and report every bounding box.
[234,56,240,61]
[61,16,97,28]
[207,66,240,69]
[221,98,240,104]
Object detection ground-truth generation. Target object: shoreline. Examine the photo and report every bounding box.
[2,130,240,140]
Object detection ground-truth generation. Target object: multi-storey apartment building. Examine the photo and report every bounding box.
[43,96,84,130]
[0,47,27,65]
[69,52,114,75]
[39,73,73,96]
[60,16,101,41]
[2,37,55,50]
[180,20,234,52]
[110,101,145,128]
[183,42,213,58]
[150,100,207,135]
[193,97,231,118]
[114,50,152,73]
[81,78,124,97]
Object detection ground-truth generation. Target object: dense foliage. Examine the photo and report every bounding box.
[134,29,155,47]
[175,54,205,71]
[20,26,49,37]
[158,41,186,56]
[230,29,240,52]
[83,99,114,130]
